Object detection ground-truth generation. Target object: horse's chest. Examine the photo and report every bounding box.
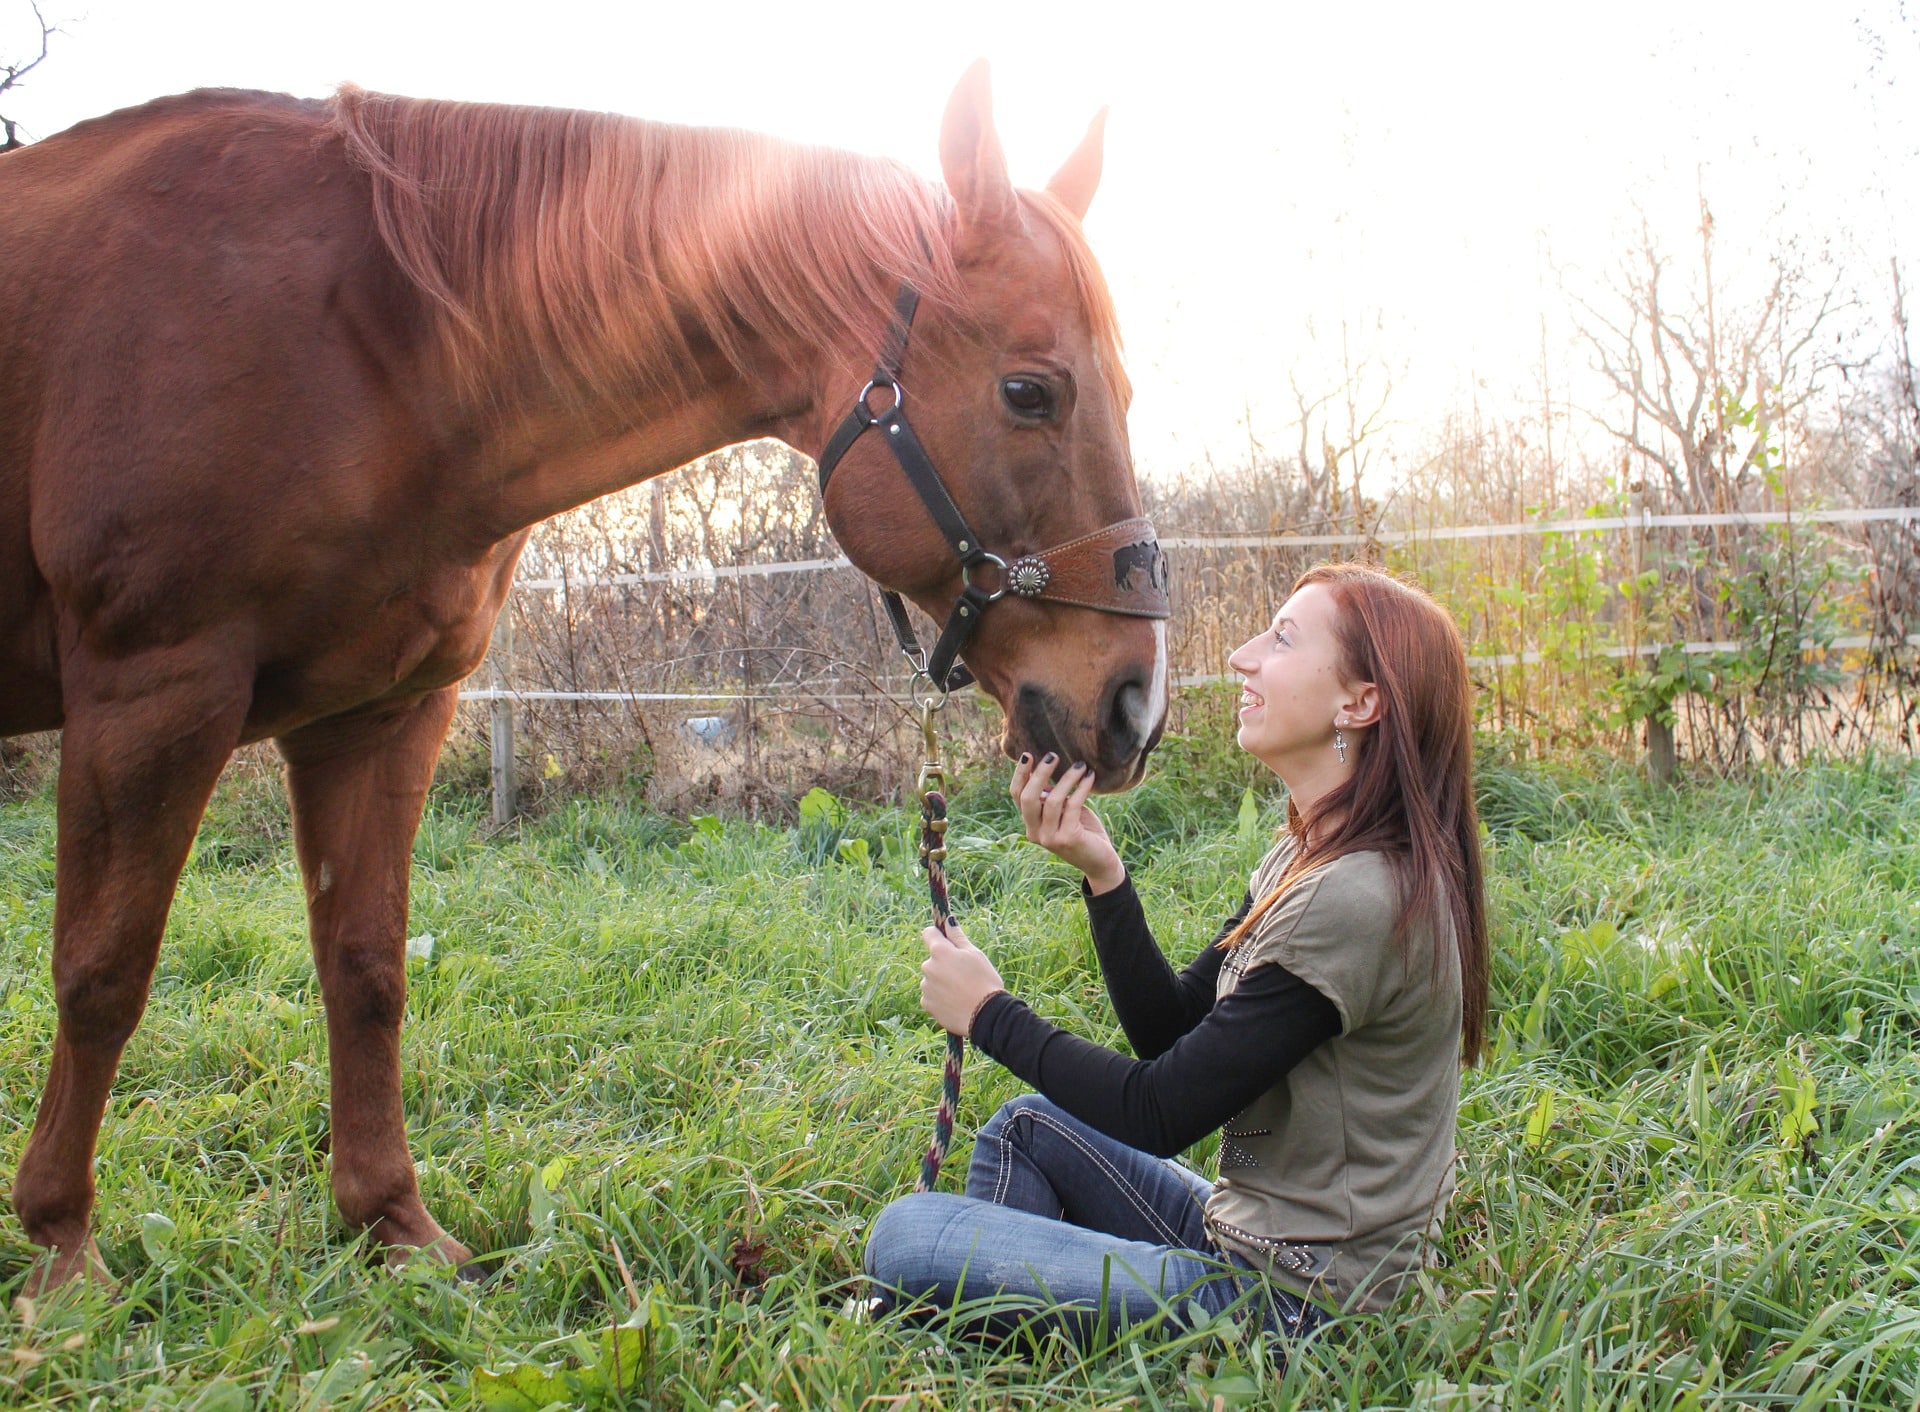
[248,568,506,736]
[360,579,498,691]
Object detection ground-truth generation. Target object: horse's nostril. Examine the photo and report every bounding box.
[1107,680,1147,762]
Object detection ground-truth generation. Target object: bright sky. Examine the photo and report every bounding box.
[6,0,1916,482]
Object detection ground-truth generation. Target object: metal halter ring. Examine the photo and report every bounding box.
[959,552,1010,602]
[857,377,904,424]
[914,670,951,715]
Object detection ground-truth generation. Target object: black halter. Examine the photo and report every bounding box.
[815,286,1171,695]
[816,286,996,693]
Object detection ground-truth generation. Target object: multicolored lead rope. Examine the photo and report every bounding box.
[912,698,965,1194]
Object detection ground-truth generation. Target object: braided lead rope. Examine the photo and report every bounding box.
[913,697,965,1194]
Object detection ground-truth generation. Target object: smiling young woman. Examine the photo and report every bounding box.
[863,562,1489,1348]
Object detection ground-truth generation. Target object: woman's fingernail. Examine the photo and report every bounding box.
[1019,753,1031,765]
[1071,761,1087,773]
[1041,752,1057,765]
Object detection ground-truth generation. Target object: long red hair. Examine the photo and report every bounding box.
[1222,563,1489,1064]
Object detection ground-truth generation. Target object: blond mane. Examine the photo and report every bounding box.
[329,87,1123,414]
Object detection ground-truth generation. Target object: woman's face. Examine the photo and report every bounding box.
[1228,583,1360,780]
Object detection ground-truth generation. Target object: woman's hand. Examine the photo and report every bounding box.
[919,921,1005,1036]
[1011,754,1126,894]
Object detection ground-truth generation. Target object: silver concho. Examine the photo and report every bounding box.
[1006,556,1051,597]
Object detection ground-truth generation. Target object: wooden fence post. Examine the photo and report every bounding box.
[1646,710,1677,785]
[1631,486,1677,784]
[489,604,516,824]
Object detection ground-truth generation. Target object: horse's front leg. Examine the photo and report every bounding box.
[14,646,249,1293]
[278,687,473,1270]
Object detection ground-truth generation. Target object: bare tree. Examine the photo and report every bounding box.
[1563,195,1874,772]
[1,3,54,152]
[1151,325,1395,542]
[1570,198,1854,515]
[1850,257,1920,741]
[1285,359,1394,536]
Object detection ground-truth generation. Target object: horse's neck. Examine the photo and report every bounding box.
[439,125,899,531]
[476,371,804,536]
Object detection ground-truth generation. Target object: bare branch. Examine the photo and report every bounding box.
[1565,200,1855,514]
[1,2,55,152]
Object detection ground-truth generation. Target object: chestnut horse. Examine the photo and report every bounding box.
[0,63,1167,1288]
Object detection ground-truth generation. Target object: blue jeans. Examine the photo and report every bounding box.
[863,1094,1324,1347]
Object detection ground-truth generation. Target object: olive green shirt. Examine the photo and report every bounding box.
[1203,837,1461,1312]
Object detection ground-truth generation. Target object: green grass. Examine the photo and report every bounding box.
[0,748,1918,1408]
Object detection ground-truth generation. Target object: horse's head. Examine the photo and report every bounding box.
[815,63,1167,792]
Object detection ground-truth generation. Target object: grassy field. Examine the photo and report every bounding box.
[0,742,1917,1409]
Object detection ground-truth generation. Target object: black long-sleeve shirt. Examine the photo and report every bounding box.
[969,874,1342,1158]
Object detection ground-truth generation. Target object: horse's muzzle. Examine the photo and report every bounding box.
[1010,672,1163,793]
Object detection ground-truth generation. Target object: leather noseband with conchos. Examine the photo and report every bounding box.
[815,285,1172,693]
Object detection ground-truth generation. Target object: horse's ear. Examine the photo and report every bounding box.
[1046,108,1107,222]
[940,59,1019,236]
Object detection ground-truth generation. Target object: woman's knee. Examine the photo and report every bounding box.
[863,1192,968,1289]
[978,1092,1067,1145]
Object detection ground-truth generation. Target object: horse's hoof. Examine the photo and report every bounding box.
[454,1254,503,1286]
[377,1226,471,1266]
[377,1247,499,1286]
[377,1230,498,1286]
[23,1239,118,1301]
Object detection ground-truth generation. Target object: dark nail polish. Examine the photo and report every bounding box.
[1019,753,1031,765]
[1071,761,1087,773]
[1041,752,1057,765]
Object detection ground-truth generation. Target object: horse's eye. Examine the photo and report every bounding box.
[1001,377,1056,420]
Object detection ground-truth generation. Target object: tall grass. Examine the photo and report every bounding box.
[0,749,1916,1407]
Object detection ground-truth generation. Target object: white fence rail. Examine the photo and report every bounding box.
[505,506,1920,594]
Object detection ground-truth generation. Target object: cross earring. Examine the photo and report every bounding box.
[1334,721,1348,765]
